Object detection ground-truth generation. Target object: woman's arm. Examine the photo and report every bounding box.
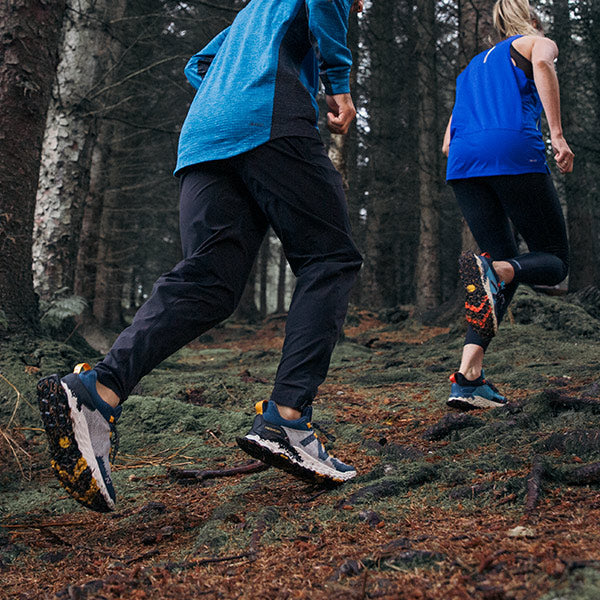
[442,114,452,157]
[532,37,574,173]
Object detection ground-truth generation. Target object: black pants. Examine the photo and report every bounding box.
[451,173,569,350]
[95,137,363,410]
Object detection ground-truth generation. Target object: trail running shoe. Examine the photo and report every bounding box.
[459,251,503,339]
[446,371,507,410]
[236,401,356,485]
[37,364,121,512]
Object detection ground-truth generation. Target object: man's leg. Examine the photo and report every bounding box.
[238,137,363,410]
[95,162,268,402]
[38,161,268,511]
[235,137,362,483]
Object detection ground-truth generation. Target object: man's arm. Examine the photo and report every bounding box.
[184,27,231,90]
[307,0,362,134]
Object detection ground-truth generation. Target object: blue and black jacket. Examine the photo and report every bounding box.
[175,0,354,174]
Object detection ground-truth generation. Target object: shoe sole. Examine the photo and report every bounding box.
[37,375,114,512]
[447,395,506,410]
[459,252,498,339]
[236,435,355,486]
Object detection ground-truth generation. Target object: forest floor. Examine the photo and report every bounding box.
[1,287,600,600]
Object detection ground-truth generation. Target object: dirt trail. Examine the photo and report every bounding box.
[2,290,600,599]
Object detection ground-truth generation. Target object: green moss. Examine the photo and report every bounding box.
[539,568,600,600]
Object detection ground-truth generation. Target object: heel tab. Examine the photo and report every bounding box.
[255,400,267,415]
[73,363,92,374]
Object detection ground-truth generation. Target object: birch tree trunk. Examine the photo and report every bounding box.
[33,0,126,300]
[414,0,441,313]
[0,0,66,334]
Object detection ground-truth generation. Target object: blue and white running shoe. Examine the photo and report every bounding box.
[447,371,507,410]
[237,401,356,485]
[37,364,121,512]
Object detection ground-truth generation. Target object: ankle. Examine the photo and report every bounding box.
[275,403,301,421]
[459,369,482,382]
[492,260,514,285]
[96,381,120,409]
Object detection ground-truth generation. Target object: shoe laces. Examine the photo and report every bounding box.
[311,421,336,443]
[482,378,500,393]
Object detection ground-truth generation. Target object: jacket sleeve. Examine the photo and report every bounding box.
[306,0,353,95]
[184,27,231,90]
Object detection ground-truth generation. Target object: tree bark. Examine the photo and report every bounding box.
[74,127,113,306]
[457,0,495,254]
[259,233,270,319]
[414,0,441,313]
[0,0,67,334]
[553,0,600,290]
[33,0,127,300]
[276,243,287,314]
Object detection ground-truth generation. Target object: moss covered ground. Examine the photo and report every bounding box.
[1,287,600,599]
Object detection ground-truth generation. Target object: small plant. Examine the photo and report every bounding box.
[39,288,87,331]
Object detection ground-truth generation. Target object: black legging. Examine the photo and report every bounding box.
[451,172,569,350]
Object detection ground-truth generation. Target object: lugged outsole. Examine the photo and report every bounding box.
[236,436,347,487]
[37,375,113,513]
[459,252,497,339]
[446,396,506,411]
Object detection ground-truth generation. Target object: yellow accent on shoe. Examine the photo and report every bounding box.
[466,284,476,293]
[59,436,71,449]
[255,400,266,415]
[73,363,92,374]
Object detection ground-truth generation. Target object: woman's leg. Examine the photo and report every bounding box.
[490,173,569,285]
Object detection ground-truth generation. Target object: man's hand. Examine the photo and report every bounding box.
[326,93,357,135]
[552,134,574,174]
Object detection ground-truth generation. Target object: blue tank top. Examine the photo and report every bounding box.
[446,35,549,180]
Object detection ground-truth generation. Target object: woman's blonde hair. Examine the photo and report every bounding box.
[493,0,543,38]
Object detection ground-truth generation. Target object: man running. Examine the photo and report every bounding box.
[38,0,364,512]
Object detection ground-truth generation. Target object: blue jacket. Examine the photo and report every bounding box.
[447,35,548,180]
[175,0,354,174]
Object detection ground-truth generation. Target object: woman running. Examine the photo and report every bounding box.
[442,0,573,410]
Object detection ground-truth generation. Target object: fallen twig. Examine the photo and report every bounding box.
[169,461,269,482]
[167,552,256,571]
[563,462,600,486]
[422,413,484,441]
[0,427,31,479]
[525,456,546,513]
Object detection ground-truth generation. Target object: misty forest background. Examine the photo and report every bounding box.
[0,0,599,345]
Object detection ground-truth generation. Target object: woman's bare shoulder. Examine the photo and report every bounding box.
[512,35,557,61]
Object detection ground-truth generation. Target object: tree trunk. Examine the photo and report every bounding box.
[259,233,270,319]
[234,259,259,322]
[0,0,66,334]
[553,0,600,290]
[74,127,112,305]
[414,0,441,313]
[276,243,287,314]
[457,0,495,254]
[92,123,132,330]
[33,0,127,300]
[457,0,495,71]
